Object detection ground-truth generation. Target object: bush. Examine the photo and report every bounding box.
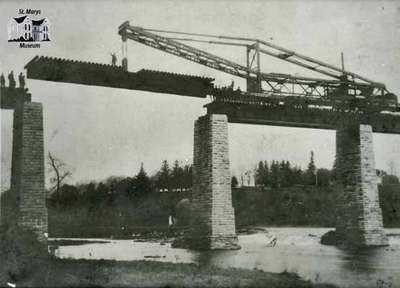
[0,225,49,282]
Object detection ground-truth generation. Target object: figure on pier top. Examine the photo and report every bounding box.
[19,72,25,89]
[8,71,16,89]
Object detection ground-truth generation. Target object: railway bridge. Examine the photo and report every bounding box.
[1,22,400,249]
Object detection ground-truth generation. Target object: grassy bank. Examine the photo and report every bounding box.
[0,258,337,288]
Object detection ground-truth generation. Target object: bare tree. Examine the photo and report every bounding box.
[47,152,72,194]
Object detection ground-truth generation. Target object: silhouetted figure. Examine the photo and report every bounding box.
[110,53,117,66]
[18,72,25,89]
[8,71,16,89]
[0,74,5,87]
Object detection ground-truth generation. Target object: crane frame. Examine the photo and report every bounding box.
[118,21,388,99]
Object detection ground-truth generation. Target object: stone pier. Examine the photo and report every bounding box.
[1,96,47,242]
[188,114,239,250]
[335,122,388,247]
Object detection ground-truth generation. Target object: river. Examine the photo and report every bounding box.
[50,227,400,288]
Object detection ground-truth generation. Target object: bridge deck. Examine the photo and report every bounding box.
[206,101,400,134]
[22,56,400,134]
[24,56,214,98]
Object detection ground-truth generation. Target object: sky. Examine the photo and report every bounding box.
[1,0,400,189]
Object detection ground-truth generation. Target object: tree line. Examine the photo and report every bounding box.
[233,151,333,188]
[49,159,192,208]
[40,152,400,238]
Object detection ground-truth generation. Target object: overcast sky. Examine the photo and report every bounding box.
[1,0,400,189]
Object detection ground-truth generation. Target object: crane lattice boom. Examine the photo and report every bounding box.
[118,21,390,99]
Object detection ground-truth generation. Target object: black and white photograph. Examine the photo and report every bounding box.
[1,1,400,287]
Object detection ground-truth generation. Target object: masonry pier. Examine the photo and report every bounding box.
[1,85,47,242]
[187,114,239,250]
[335,121,388,246]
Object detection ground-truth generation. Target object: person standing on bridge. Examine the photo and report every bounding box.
[110,53,117,66]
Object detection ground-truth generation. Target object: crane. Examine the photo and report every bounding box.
[118,21,392,103]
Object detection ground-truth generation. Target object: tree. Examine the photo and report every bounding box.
[306,151,317,185]
[49,184,79,207]
[307,151,316,175]
[82,182,98,206]
[255,161,265,186]
[171,160,184,190]
[316,168,331,187]
[130,163,152,198]
[291,166,303,185]
[96,182,109,202]
[48,152,72,195]
[280,160,293,187]
[270,161,280,188]
[382,174,400,185]
[182,164,192,189]
[262,161,270,187]
[156,160,170,191]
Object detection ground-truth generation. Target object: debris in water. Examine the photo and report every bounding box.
[144,255,162,259]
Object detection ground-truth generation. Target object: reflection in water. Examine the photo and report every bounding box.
[339,245,399,287]
[53,228,400,288]
[341,247,381,274]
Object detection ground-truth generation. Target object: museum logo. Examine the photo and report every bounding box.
[8,9,50,48]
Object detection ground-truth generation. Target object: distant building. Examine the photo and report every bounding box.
[8,16,50,42]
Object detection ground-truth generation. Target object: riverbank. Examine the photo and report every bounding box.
[0,258,337,288]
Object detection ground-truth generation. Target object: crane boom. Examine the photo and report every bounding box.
[118,21,388,98]
[142,26,383,86]
[119,22,250,78]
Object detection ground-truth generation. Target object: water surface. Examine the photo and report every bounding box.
[51,227,400,288]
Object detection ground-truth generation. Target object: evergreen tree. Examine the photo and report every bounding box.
[308,151,316,174]
[270,161,280,188]
[131,163,152,197]
[255,161,265,186]
[262,161,269,187]
[306,151,317,185]
[171,160,184,190]
[280,160,292,187]
[183,164,192,189]
[157,160,170,191]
